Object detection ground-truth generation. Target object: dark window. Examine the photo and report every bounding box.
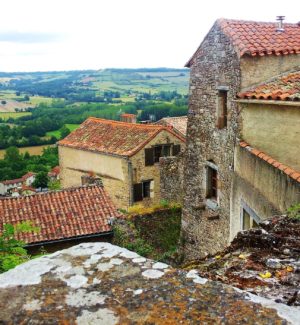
[154,146,162,163]
[207,166,217,199]
[133,183,143,202]
[173,145,181,156]
[145,144,178,165]
[217,90,228,129]
[143,181,151,198]
[162,145,171,157]
[242,209,259,230]
[133,180,152,202]
[145,148,154,166]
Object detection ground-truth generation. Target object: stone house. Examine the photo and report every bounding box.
[0,184,122,252]
[182,18,300,259]
[156,116,188,138]
[58,117,185,209]
[0,172,36,196]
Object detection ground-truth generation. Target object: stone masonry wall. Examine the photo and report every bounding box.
[159,152,185,204]
[182,22,241,260]
[129,130,184,207]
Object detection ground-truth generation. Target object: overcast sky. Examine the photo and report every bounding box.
[0,0,299,72]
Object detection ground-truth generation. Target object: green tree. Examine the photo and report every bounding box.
[59,125,70,139]
[32,171,49,188]
[0,221,39,273]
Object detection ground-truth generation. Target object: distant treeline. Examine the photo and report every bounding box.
[0,98,187,149]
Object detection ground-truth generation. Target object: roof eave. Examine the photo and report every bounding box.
[235,99,300,106]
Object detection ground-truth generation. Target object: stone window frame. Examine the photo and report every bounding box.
[216,86,229,129]
[205,160,219,210]
[240,200,261,230]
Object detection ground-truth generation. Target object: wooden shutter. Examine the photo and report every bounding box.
[133,183,143,202]
[145,148,154,166]
[173,145,181,156]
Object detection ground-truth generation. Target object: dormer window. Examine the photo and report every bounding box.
[216,88,228,129]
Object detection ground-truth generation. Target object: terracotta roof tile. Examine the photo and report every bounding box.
[186,19,300,67]
[238,71,300,101]
[0,185,122,244]
[239,141,300,183]
[58,117,185,157]
[48,166,60,177]
[156,116,188,137]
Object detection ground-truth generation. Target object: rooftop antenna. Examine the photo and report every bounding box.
[276,16,285,32]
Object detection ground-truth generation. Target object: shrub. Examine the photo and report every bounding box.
[0,221,39,273]
[287,203,300,220]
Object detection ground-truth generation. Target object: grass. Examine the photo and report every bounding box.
[113,202,182,263]
[29,96,53,105]
[0,144,54,159]
[0,112,31,120]
[46,124,80,139]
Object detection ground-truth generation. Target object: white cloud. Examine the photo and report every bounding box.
[0,0,299,71]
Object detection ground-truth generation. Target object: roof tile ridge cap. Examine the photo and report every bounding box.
[87,117,163,129]
[0,184,102,201]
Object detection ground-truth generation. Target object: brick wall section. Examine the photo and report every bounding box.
[160,152,185,204]
[182,22,241,260]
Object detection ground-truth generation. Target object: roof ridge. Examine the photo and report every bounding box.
[0,184,102,202]
[87,117,164,129]
[217,18,299,26]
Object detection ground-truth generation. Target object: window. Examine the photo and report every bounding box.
[145,144,180,166]
[154,146,162,163]
[242,209,259,230]
[133,180,152,202]
[206,166,217,199]
[216,90,228,129]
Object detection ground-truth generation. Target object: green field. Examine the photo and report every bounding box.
[46,124,80,139]
[0,144,54,159]
[0,112,31,120]
[29,96,54,105]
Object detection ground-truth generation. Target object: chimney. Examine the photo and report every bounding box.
[81,174,103,187]
[120,113,137,124]
[276,16,285,32]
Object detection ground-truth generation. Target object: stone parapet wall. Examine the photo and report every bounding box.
[0,243,298,324]
[159,153,184,204]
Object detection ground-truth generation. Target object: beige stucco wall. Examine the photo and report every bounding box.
[240,54,300,89]
[240,103,300,171]
[130,130,185,206]
[59,146,130,209]
[230,145,300,240]
[59,130,184,210]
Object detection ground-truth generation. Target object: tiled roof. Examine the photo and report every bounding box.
[186,19,300,67]
[22,172,35,180]
[1,172,35,186]
[240,141,300,183]
[0,185,122,244]
[58,117,185,157]
[1,178,23,186]
[238,71,300,101]
[48,166,60,176]
[156,116,188,137]
[120,113,136,118]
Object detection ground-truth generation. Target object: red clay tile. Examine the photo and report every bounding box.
[0,185,122,244]
[186,19,300,67]
[59,117,185,157]
[238,71,300,102]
